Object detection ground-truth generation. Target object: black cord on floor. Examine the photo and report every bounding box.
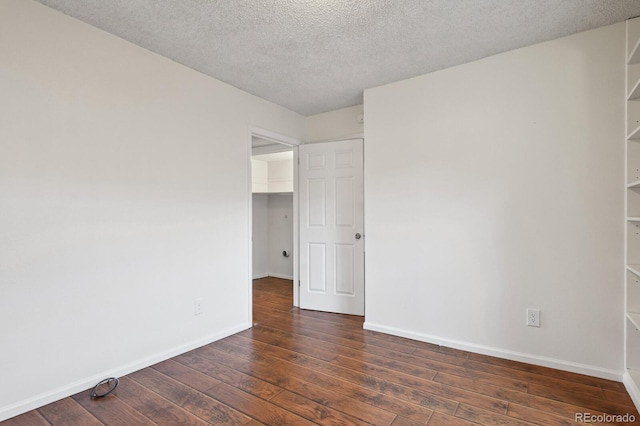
[90,377,118,399]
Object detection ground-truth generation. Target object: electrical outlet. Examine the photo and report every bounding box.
[527,309,540,327]
[194,298,203,315]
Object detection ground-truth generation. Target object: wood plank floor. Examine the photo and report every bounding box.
[4,277,638,425]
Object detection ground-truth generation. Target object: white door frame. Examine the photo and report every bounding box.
[247,126,301,325]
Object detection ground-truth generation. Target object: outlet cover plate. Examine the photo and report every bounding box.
[527,308,540,327]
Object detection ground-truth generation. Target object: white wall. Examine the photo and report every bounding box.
[305,104,363,143]
[251,193,293,280]
[0,0,304,420]
[364,23,625,379]
[268,193,294,279]
[252,194,269,278]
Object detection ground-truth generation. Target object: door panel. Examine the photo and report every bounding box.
[299,139,364,315]
[335,244,354,295]
[308,243,326,292]
[307,179,326,226]
[335,177,354,226]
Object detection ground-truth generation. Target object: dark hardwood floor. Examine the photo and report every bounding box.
[4,277,638,425]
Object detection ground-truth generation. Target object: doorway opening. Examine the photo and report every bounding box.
[247,127,300,324]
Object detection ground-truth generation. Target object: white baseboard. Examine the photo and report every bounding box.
[252,273,292,280]
[0,322,251,422]
[268,273,293,280]
[363,322,623,382]
[623,371,640,411]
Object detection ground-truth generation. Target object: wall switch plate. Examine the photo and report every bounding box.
[527,308,540,327]
[194,298,203,315]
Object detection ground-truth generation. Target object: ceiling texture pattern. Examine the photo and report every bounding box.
[36,0,640,116]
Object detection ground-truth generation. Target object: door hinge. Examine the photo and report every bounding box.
[298,280,301,287]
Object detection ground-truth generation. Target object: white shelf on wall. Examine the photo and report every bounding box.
[251,152,294,194]
[629,313,640,331]
[629,265,640,277]
[630,79,640,101]
[627,17,640,412]
[629,125,640,141]
[630,37,640,65]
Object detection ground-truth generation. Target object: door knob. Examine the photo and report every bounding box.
[355,233,362,240]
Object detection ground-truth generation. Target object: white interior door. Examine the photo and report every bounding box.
[299,139,364,315]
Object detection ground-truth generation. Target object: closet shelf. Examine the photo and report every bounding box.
[628,125,640,141]
[625,18,640,411]
[630,37,640,65]
[628,313,640,331]
[630,78,640,101]
[629,265,640,278]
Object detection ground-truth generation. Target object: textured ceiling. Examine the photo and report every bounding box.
[36,0,640,116]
